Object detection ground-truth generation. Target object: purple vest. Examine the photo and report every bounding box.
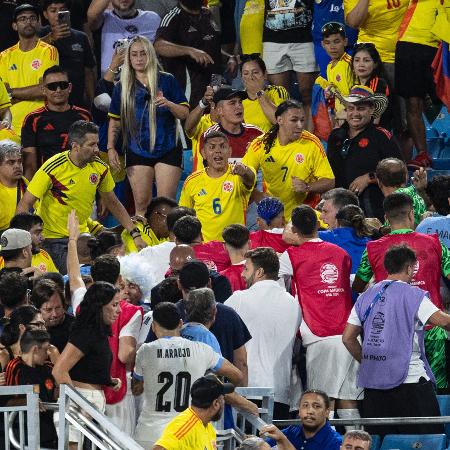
[355,280,435,389]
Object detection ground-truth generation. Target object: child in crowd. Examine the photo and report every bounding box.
[5,330,58,448]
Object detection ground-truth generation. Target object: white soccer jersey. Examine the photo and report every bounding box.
[133,336,223,445]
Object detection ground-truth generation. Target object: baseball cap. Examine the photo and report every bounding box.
[13,4,40,21]
[178,260,210,291]
[213,87,247,104]
[0,229,32,251]
[191,374,234,407]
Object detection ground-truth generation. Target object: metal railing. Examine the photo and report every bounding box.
[0,384,41,450]
[57,384,144,450]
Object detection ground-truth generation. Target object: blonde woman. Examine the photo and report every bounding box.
[107,36,189,216]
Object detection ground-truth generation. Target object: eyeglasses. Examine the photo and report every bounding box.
[45,81,70,91]
[154,210,168,219]
[340,139,352,159]
[16,15,38,23]
[321,22,345,35]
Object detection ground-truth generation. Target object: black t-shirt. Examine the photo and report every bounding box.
[21,105,92,163]
[39,26,96,106]
[48,313,75,353]
[68,326,112,386]
[155,5,221,104]
[327,122,403,220]
[5,358,57,447]
[263,0,313,44]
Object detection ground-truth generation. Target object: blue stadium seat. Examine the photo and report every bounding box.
[371,434,381,450]
[380,434,446,450]
[437,395,450,443]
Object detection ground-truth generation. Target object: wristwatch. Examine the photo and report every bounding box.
[368,172,376,181]
[130,227,141,239]
[256,90,265,99]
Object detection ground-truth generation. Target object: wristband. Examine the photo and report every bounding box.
[107,66,119,74]
[130,227,141,239]
[198,98,208,109]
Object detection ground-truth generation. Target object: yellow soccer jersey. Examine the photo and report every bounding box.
[0,177,28,231]
[155,407,217,450]
[188,114,215,172]
[344,0,409,63]
[32,249,58,273]
[240,0,265,54]
[27,151,115,238]
[0,40,58,135]
[326,53,356,111]
[0,79,11,111]
[398,0,441,47]
[0,127,20,144]
[179,165,256,242]
[121,221,166,253]
[243,85,289,132]
[243,131,334,220]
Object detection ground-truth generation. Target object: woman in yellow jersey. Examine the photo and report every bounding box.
[241,54,289,132]
[243,100,335,220]
[239,0,265,55]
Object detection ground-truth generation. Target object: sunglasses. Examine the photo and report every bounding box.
[340,139,352,159]
[321,22,345,35]
[353,42,376,50]
[45,81,70,91]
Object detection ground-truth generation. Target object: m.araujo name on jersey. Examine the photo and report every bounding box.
[157,348,191,358]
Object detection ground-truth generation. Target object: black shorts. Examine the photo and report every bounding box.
[395,41,438,99]
[125,147,183,168]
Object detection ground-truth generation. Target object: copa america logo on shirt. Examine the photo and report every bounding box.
[222,181,234,193]
[320,263,339,284]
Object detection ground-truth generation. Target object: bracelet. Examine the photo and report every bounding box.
[107,66,119,74]
[305,184,310,192]
[130,227,141,239]
[198,99,208,109]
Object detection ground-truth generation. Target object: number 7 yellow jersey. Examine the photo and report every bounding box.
[179,165,256,242]
[243,131,334,220]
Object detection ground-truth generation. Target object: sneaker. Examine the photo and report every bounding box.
[407,151,432,169]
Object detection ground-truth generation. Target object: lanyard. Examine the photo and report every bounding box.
[361,280,397,323]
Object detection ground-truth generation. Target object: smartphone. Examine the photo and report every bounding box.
[57,10,71,27]
[210,74,223,92]
[114,39,129,54]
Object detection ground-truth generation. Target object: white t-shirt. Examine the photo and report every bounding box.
[225,279,301,404]
[138,241,176,284]
[133,336,223,444]
[348,290,439,383]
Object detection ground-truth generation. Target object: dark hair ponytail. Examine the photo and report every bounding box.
[263,124,280,154]
[336,205,376,238]
[0,305,40,347]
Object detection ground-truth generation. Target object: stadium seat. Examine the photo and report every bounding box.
[437,395,450,443]
[380,434,446,450]
[371,434,381,450]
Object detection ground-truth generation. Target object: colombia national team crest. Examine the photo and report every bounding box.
[320,263,339,284]
[89,173,99,185]
[295,153,304,164]
[222,181,234,193]
[31,59,42,70]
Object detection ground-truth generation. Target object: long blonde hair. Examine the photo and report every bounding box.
[120,35,161,151]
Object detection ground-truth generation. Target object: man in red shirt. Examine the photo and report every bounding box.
[279,205,361,426]
[189,87,263,171]
[220,224,249,292]
[250,196,290,254]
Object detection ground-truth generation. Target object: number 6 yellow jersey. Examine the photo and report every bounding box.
[179,165,256,242]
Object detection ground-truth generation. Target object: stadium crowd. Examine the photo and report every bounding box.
[0,0,450,447]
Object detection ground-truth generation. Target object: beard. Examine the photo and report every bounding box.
[211,406,224,422]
